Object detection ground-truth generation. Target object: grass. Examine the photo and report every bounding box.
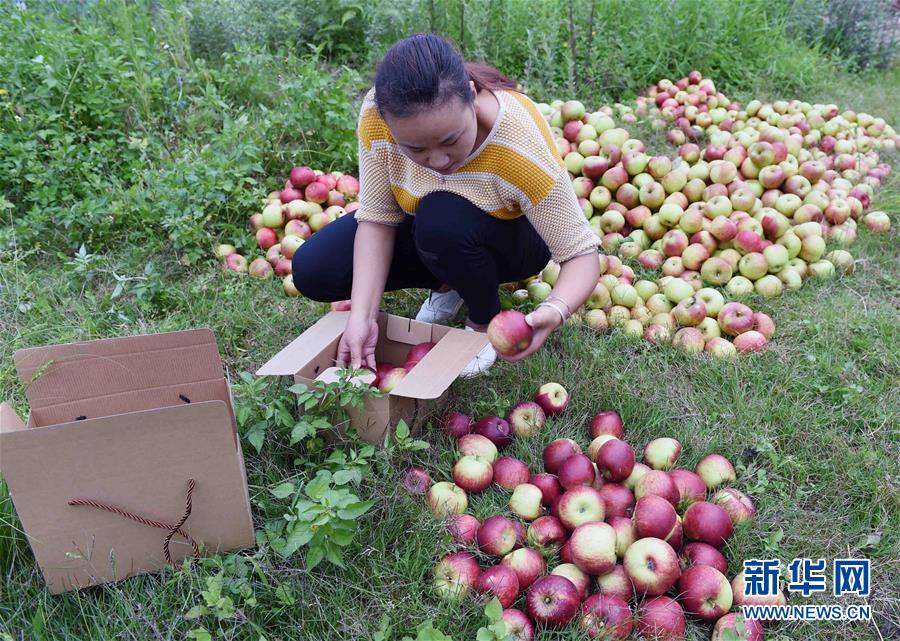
[2,36,900,641]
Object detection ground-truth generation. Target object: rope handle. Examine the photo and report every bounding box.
[68,478,198,565]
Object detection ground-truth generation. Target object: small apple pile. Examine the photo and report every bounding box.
[364,341,436,393]
[218,165,360,297]
[426,406,784,640]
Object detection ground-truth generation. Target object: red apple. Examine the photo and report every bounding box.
[570,521,617,575]
[717,303,754,337]
[501,547,546,589]
[502,608,535,641]
[494,457,531,489]
[427,482,468,517]
[596,439,636,482]
[529,473,563,507]
[289,166,316,188]
[488,310,534,357]
[695,454,736,489]
[682,501,733,548]
[404,341,435,369]
[543,438,582,474]
[478,515,518,557]
[453,455,493,493]
[633,495,678,540]
[636,596,686,640]
[526,575,581,629]
[433,551,481,601]
[711,488,757,525]
[509,483,544,521]
[443,411,473,438]
[526,516,567,558]
[669,469,707,508]
[558,486,606,530]
[678,565,733,620]
[508,401,546,438]
[732,571,787,612]
[378,367,407,393]
[457,434,498,463]
[643,437,682,470]
[477,564,520,608]
[535,382,569,415]
[624,537,681,596]
[402,467,431,494]
[579,594,633,640]
[595,565,635,602]
[447,513,480,546]
[599,483,635,519]
[679,542,727,574]
[635,470,679,506]
[558,454,597,489]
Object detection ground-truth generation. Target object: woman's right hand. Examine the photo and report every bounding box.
[337,312,379,371]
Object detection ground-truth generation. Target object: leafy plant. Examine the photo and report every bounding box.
[476,598,512,641]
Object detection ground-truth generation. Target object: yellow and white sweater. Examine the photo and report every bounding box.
[353,88,600,263]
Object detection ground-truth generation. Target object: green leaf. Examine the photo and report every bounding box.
[484,597,503,623]
[270,482,296,499]
[476,629,493,641]
[245,420,267,453]
[184,605,207,620]
[332,469,357,486]
[306,544,325,570]
[187,629,212,641]
[305,471,332,499]
[338,500,374,520]
[395,420,410,440]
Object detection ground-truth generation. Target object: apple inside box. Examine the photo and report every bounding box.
[0,329,256,594]
[257,311,488,443]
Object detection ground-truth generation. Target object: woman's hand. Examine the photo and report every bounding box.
[337,313,379,370]
[501,305,563,362]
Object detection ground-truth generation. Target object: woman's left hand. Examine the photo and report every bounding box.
[501,305,563,362]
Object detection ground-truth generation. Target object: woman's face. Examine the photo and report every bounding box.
[383,90,479,174]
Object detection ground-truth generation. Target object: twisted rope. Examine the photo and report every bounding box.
[68,478,199,565]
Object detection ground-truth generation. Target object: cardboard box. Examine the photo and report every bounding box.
[0,329,256,594]
[257,311,488,443]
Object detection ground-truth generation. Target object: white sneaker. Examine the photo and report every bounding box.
[459,326,497,378]
[415,289,464,323]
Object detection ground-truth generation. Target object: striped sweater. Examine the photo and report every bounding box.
[353,88,600,263]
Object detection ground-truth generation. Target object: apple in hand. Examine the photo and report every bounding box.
[636,596,686,640]
[488,310,534,356]
[624,537,681,596]
[509,483,544,521]
[526,515,567,558]
[526,575,581,629]
[477,564,520,608]
[579,594,633,640]
[433,552,481,601]
[501,547,546,590]
[453,455,493,493]
[474,416,513,448]
[596,439,636,482]
[678,565,733,620]
[508,401,546,438]
[589,411,625,439]
[570,521,617,575]
[535,382,569,415]
[633,494,678,540]
[428,482,468,517]
[683,501,733,548]
[493,457,531,489]
[478,515,519,557]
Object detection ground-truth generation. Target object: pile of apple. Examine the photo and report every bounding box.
[500,72,894,353]
[368,341,436,392]
[215,165,360,297]
[414,392,781,640]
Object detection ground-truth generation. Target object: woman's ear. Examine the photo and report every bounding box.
[470,80,477,99]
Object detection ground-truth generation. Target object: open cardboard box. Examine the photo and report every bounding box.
[257,311,489,443]
[0,329,256,594]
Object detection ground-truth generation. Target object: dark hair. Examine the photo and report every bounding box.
[374,33,517,119]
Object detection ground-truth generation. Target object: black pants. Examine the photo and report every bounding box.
[292,191,551,324]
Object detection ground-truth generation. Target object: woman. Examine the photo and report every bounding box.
[292,33,600,376]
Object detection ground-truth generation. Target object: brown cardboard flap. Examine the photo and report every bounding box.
[0,402,26,434]
[29,379,234,429]
[385,314,434,345]
[391,329,488,400]
[256,312,349,376]
[0,401,255,593]
[15,330,224,410]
